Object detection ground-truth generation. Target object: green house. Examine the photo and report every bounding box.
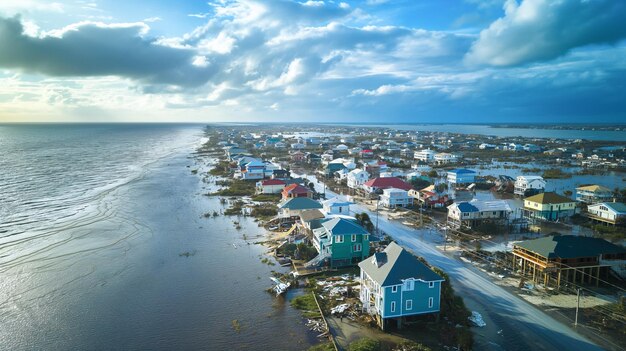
[310,217,370,267]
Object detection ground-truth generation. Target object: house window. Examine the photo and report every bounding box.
[428,297,434,308]
[391,301,396,313]
[351,234,357,242]
[353,244,362,252]
[392,286,397,293]
[403,280,414,291]
[429,281,434,288]
[335,235,344,243]
[406,299,413,310]
[339,207,342,213]
[364,235,369,241]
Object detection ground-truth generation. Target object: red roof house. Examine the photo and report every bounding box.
[281,183,313,199]
[362,177,413,193]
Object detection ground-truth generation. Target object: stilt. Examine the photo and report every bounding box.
[557,270,562,290]
[544,272,548,287]
[596,266,600,287]
[572,269,576,284]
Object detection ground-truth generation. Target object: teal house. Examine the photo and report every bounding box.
[359,242,444,330]
[309,217,370,267]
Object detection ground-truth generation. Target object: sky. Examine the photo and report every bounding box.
[0,0,625,123]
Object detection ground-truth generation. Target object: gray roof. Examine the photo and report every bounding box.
[278,197,323,210]
[604,202,626,214]
[321,217,368,236]
[515,235,626,259]
[299,209,326,222]
[358,242,444,286]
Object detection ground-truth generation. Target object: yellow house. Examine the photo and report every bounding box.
[524,192,576,221]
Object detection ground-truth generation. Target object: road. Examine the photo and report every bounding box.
[300,174,607,351]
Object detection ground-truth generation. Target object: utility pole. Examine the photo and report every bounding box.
[575,288,581,327]
[375,199,380,236]
[444,219,448,251]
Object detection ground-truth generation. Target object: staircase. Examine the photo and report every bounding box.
[304,250,330,268]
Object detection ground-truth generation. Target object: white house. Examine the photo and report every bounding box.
[256,179,286,194]
[514,176,546,196]
[586,202,626,226]
[434,153,457,165]
[347,169,370,189]
[411,163,432,173]
[447,199,512,229]
[322,198,353,215]
[414,149,436,163]
[380,188,413,208]
[335,144,349,152]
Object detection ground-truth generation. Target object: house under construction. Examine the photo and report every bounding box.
[512,235,626,289]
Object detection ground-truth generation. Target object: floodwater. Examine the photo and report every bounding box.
[0,124,314,350]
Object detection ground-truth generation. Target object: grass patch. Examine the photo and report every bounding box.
[542,168,572,179]
[291,293,321,318]
[251,194,281,202]
[216,179,256,196]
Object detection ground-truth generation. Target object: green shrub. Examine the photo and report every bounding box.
[348,338,380,351]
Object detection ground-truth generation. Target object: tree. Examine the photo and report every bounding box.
[410,178,431,190]
[308,182,316,192]
[564,190,573,197]
[355,213,374,232]
[427,170,438,178]
[435,183,448,193]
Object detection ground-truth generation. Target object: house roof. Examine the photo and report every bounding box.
[322,197,353,208]
[576,185,612,193]
[261,179,285,186]
[278,197,322,210]
[363,177,413,191]
[525,192,573,204]
[299,209,326,222]
[283,184,311,194]
[358,242,444,286]
[448,169,476,175]
[514,235,626,259]
[457,202,479,212]
[598,202,626,214]
[321,217,369,236]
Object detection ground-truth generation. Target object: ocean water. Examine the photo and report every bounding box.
[340,124,626,141]
[0,124,313,350]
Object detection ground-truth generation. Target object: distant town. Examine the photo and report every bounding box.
[195,124,626,351]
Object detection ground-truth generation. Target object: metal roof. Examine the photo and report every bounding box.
[524,192,573,204]
[514,235,626,259]
[278,197,323,210]
[321,217,368,236]
[358,242,444,286]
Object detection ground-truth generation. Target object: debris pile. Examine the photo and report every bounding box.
[468,311,486,327]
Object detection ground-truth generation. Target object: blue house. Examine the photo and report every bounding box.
[447,169,476,185]
[359,242,444,330]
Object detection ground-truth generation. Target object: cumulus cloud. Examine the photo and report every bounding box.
[466,0,626,66]
[0,16,215,87]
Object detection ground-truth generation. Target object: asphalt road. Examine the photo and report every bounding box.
[300,174,606,351]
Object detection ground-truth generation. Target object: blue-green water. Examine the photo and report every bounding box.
[339,123,626,141]
[0,124,313,350]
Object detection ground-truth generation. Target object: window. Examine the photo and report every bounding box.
[364,235,369,241]
[338,207,342,213]
[353,244,362,252]
[351,234,357,242]
[428,297,434,308]
[429,281,434,288]
[335,235,344,243]
[403,279,414,291]
[406,299,413,310]
[391,301,396,313]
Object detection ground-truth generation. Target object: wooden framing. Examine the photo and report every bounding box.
[512,246,607,289]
